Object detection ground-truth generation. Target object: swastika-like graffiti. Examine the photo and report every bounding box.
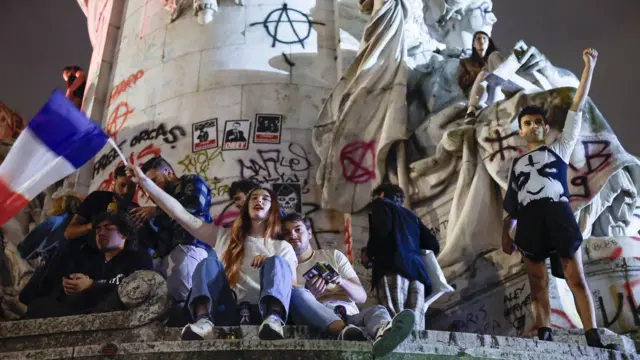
[484,129,521,162]
[249,3,325,49]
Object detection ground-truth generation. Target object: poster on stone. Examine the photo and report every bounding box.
[192,119,219,152]
[253,114,282,144]
[273,183,302,215]
[222,120,250,151]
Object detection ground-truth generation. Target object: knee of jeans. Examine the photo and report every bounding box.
[266,255,285,264]
[291,287,313,303]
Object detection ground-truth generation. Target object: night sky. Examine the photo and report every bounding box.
[1,0,638,154]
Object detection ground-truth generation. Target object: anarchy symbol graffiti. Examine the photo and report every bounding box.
[249,3,325,49]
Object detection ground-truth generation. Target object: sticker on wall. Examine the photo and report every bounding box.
[222,120,250,151]
[253,114,283,144]
[273,183,302,215]
[192,119,219,152]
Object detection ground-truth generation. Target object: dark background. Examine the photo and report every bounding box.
[1,1,638,154]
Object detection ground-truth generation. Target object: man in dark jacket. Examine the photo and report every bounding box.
[136,156,211,304]
[362,184,440,330]
[21,212,153,318]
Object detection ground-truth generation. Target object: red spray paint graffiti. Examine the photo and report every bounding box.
[339,141,376,184]
[105,102,134,138]
[344,214,353,263]
[97,143,161,202]
[109,70,145,106]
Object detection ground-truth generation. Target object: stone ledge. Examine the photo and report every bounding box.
[1,338,636,360]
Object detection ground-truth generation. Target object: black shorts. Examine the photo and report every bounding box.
[514,199,583,275]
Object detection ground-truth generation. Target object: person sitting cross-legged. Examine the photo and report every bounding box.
[125,165,297,340]
[282,213,415,358]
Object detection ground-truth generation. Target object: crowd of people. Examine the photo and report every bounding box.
[10,40,619,355]
[16,152,439,357]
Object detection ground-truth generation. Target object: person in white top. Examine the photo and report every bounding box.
[502,49,617,351]
[282,213,415,358]
[126,166,297,341]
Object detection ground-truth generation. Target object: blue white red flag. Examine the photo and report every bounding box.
[0,90,108,226]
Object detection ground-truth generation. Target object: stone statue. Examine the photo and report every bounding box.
[170,0,244,25]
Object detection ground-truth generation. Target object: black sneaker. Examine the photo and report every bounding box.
[338,325,367,341]
[585,328,620,351]
[537,327,553,341]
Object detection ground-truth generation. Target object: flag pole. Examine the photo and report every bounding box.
[108,138,128,166]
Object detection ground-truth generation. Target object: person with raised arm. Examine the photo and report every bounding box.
[502,49,618,351]
[126,165,297,341]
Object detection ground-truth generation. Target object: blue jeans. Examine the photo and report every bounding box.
[290,287,391,338]
[189,251,292,324]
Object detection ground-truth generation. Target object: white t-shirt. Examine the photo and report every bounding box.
[297,249,360,315]
[214,228,298,304]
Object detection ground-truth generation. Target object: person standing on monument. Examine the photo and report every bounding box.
[126,164,297,341]
[502,49,618,351]
[456,31,503,118]
[361,184,440,331]
[62,66,87,109]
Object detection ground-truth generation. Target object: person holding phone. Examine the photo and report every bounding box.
[282,213,415,358]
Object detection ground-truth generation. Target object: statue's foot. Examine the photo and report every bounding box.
[585,329,620,351]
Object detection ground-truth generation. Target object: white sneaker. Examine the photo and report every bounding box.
[338,325,367,341]
[181,318,215,340]
[372,309,415,357]
[259,314,285,340]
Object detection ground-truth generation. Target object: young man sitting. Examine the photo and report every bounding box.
[503,48,617,350]
[282,213,415,358]
[22,212,153,318]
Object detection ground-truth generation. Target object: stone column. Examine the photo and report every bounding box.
[89,0,345,248]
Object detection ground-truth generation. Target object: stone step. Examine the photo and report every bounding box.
[2,325,638,360]
[1,337,635,360]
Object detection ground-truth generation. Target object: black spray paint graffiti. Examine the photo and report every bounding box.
[597,292,640,328]
[93,123,187,178]
[503,283,532,335]
[249,3,325,49]
[568,140,612,200]
[448,305,502,334]
[484,129,520,162]
[429,220,449,238]
[238,142,312,191]
[302,202,340,250]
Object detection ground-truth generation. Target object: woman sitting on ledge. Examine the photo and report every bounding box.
[126,165,297,341]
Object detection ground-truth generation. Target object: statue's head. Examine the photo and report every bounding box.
[423,0,497,51]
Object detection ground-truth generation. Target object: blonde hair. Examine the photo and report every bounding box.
[48,194,83,216]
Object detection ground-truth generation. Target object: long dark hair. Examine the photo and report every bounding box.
[470,31,498,65]
[221,188,281,288]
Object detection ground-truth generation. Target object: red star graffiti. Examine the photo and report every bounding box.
[339,140,376,184]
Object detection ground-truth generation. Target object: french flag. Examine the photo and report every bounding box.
[0,91,108,226]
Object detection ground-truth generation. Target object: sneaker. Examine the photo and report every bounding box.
[259,314,285,340]
[537,327,553,341]
[338,325,367,341]
[181,318,214,340]
[372,309,416,358]
[585,329,620,351]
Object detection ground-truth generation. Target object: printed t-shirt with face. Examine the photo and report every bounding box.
[297,249,360,315]
[504,111,582,216]
[214,228,297,304]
